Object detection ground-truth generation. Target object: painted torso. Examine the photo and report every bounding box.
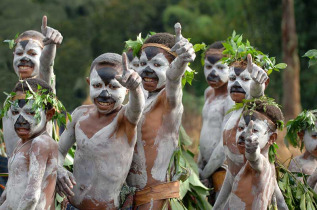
[228,158,275,210]
[5,135,57,210]
[223,108,245,177]
[127,89,183,189]
[289,153,317,176]
[199,87,233,169]
[69,105,136,209]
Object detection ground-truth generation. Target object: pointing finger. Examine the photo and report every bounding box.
[41,15,47,35]
[247,54,253,74]
[122,52,129,74]
[174,22,183,43]
[247,120,254,135]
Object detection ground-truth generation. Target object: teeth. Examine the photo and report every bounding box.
[144,78,155,82]
[98,102,111,106]
[19,66,32,70]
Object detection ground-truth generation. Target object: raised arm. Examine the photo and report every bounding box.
[116,53,144,124]
[247,54,268,99]
[166,23,195,107]
[17,139,50,210]
[56,108,82,197]
[40,16,63,89]
[244,121,264,172]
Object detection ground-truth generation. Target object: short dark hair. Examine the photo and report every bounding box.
[207,41,224,51]
[90,53,122,73]
[144,33,176,48]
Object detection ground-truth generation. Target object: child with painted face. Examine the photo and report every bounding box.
[197,41,234,202]
[56,53,144,209]
[3,15,63,158]
[126,23,195,209]
[0,78,58,210]
[288,112,317,180]
[226,101,284,209]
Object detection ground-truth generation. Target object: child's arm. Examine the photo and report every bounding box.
[247,54,268,99]
[213,170,234,209]
[166,23,195,108]
[57,108,83,197]
[245,121,264,172]
[116,53,144,125]
[17,139,50,210]
[39,16,63,88]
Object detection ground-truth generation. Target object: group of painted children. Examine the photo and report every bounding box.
[0,15,316,210]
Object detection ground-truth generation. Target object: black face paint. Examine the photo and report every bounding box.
[18,57,34,67]
[207,70,220,82]
[126,50,134,62]
[206,55,222,65]
[140,66,159,80]
[230,81,246,93]
[243,114,257,126]
[234,67,245,76]
[238,131,246,145]
[143,47,174,63]
[96,67,118,86]
[14,115,31,130]
[96,90,115,103]
[17,99,27,108]
[18,40,30,50]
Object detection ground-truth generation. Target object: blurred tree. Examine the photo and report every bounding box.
[282,0,301,120]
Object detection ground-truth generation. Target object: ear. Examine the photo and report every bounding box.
[46,108,55,121]
[265,77,270,89]
[268,132,277,145]
[86,77,90,85]
[298,130,305,141]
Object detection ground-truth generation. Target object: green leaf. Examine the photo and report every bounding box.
[179,179,190,199]
[300,193,306,210]
[275,63,287,69]
[303,49,317,59]
[170,198,186,210]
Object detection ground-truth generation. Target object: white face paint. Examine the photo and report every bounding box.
[139,51,169,90]
[129,56,141,73]
[89,68,126,114]
[11,100,46,139]
[304,124,317,156]
[204,59,229,87]
[236,117,271,150]
[227,67,252,100]
[13,40,42,79]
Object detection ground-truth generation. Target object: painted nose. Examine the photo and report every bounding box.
[232,81,241,88]
[16,115,27,124]
[143,66,155,74]
[20,57,31,62]
[99,90,111,98]
[238,131,246,145]
[210,70,217,77]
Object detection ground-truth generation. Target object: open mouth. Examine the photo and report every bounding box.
[95,97,115,110]
[15,127,31,136]
[18,64,34,73]
[143,77,158,83]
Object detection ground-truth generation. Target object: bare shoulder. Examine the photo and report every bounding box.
[31,134,58,154]
[71,105,94,121]
[204,86,214,100]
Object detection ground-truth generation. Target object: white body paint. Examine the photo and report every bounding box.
[68,107,135,207]
[0,134,58,210]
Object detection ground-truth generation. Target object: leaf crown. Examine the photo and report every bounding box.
[124,32,155,57]
[221,31,287,75]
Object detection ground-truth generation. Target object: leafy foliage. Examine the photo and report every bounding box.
[221,31,287,75]
[285,110,317,150]
[277,162,317,210]
[303,49,317,67]
[166,126,212,209]
[0,82,71,127]
[124,32,154,57]
[193,42,207,66]
[3,33,19,50]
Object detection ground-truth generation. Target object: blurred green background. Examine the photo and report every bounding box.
[0,0,316,137]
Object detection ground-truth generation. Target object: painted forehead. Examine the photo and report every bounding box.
[243,111,274,130]
[15,39,43,50]
[143,47,173,62]
[91,66,120,85]
[205,54,223,64]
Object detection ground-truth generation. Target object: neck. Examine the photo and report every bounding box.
[148,88,164,98]
[212,83,228,97]
[303,150,315,159]
[97,105,122,118]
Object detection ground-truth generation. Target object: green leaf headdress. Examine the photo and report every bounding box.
[124,32,155,57]
[0,80,71,127]
[3,33,19,49]
[221,31,287,75]
[285,110,317,150]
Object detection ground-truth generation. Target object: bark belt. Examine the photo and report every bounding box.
[134,181,180,206]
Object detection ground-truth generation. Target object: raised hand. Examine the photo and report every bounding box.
[115,52,142,90]
[245,120,259,154]
[247,54,268,84]
[56,166,76,197]
[41,15,63,45]
[170,22,195,63]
